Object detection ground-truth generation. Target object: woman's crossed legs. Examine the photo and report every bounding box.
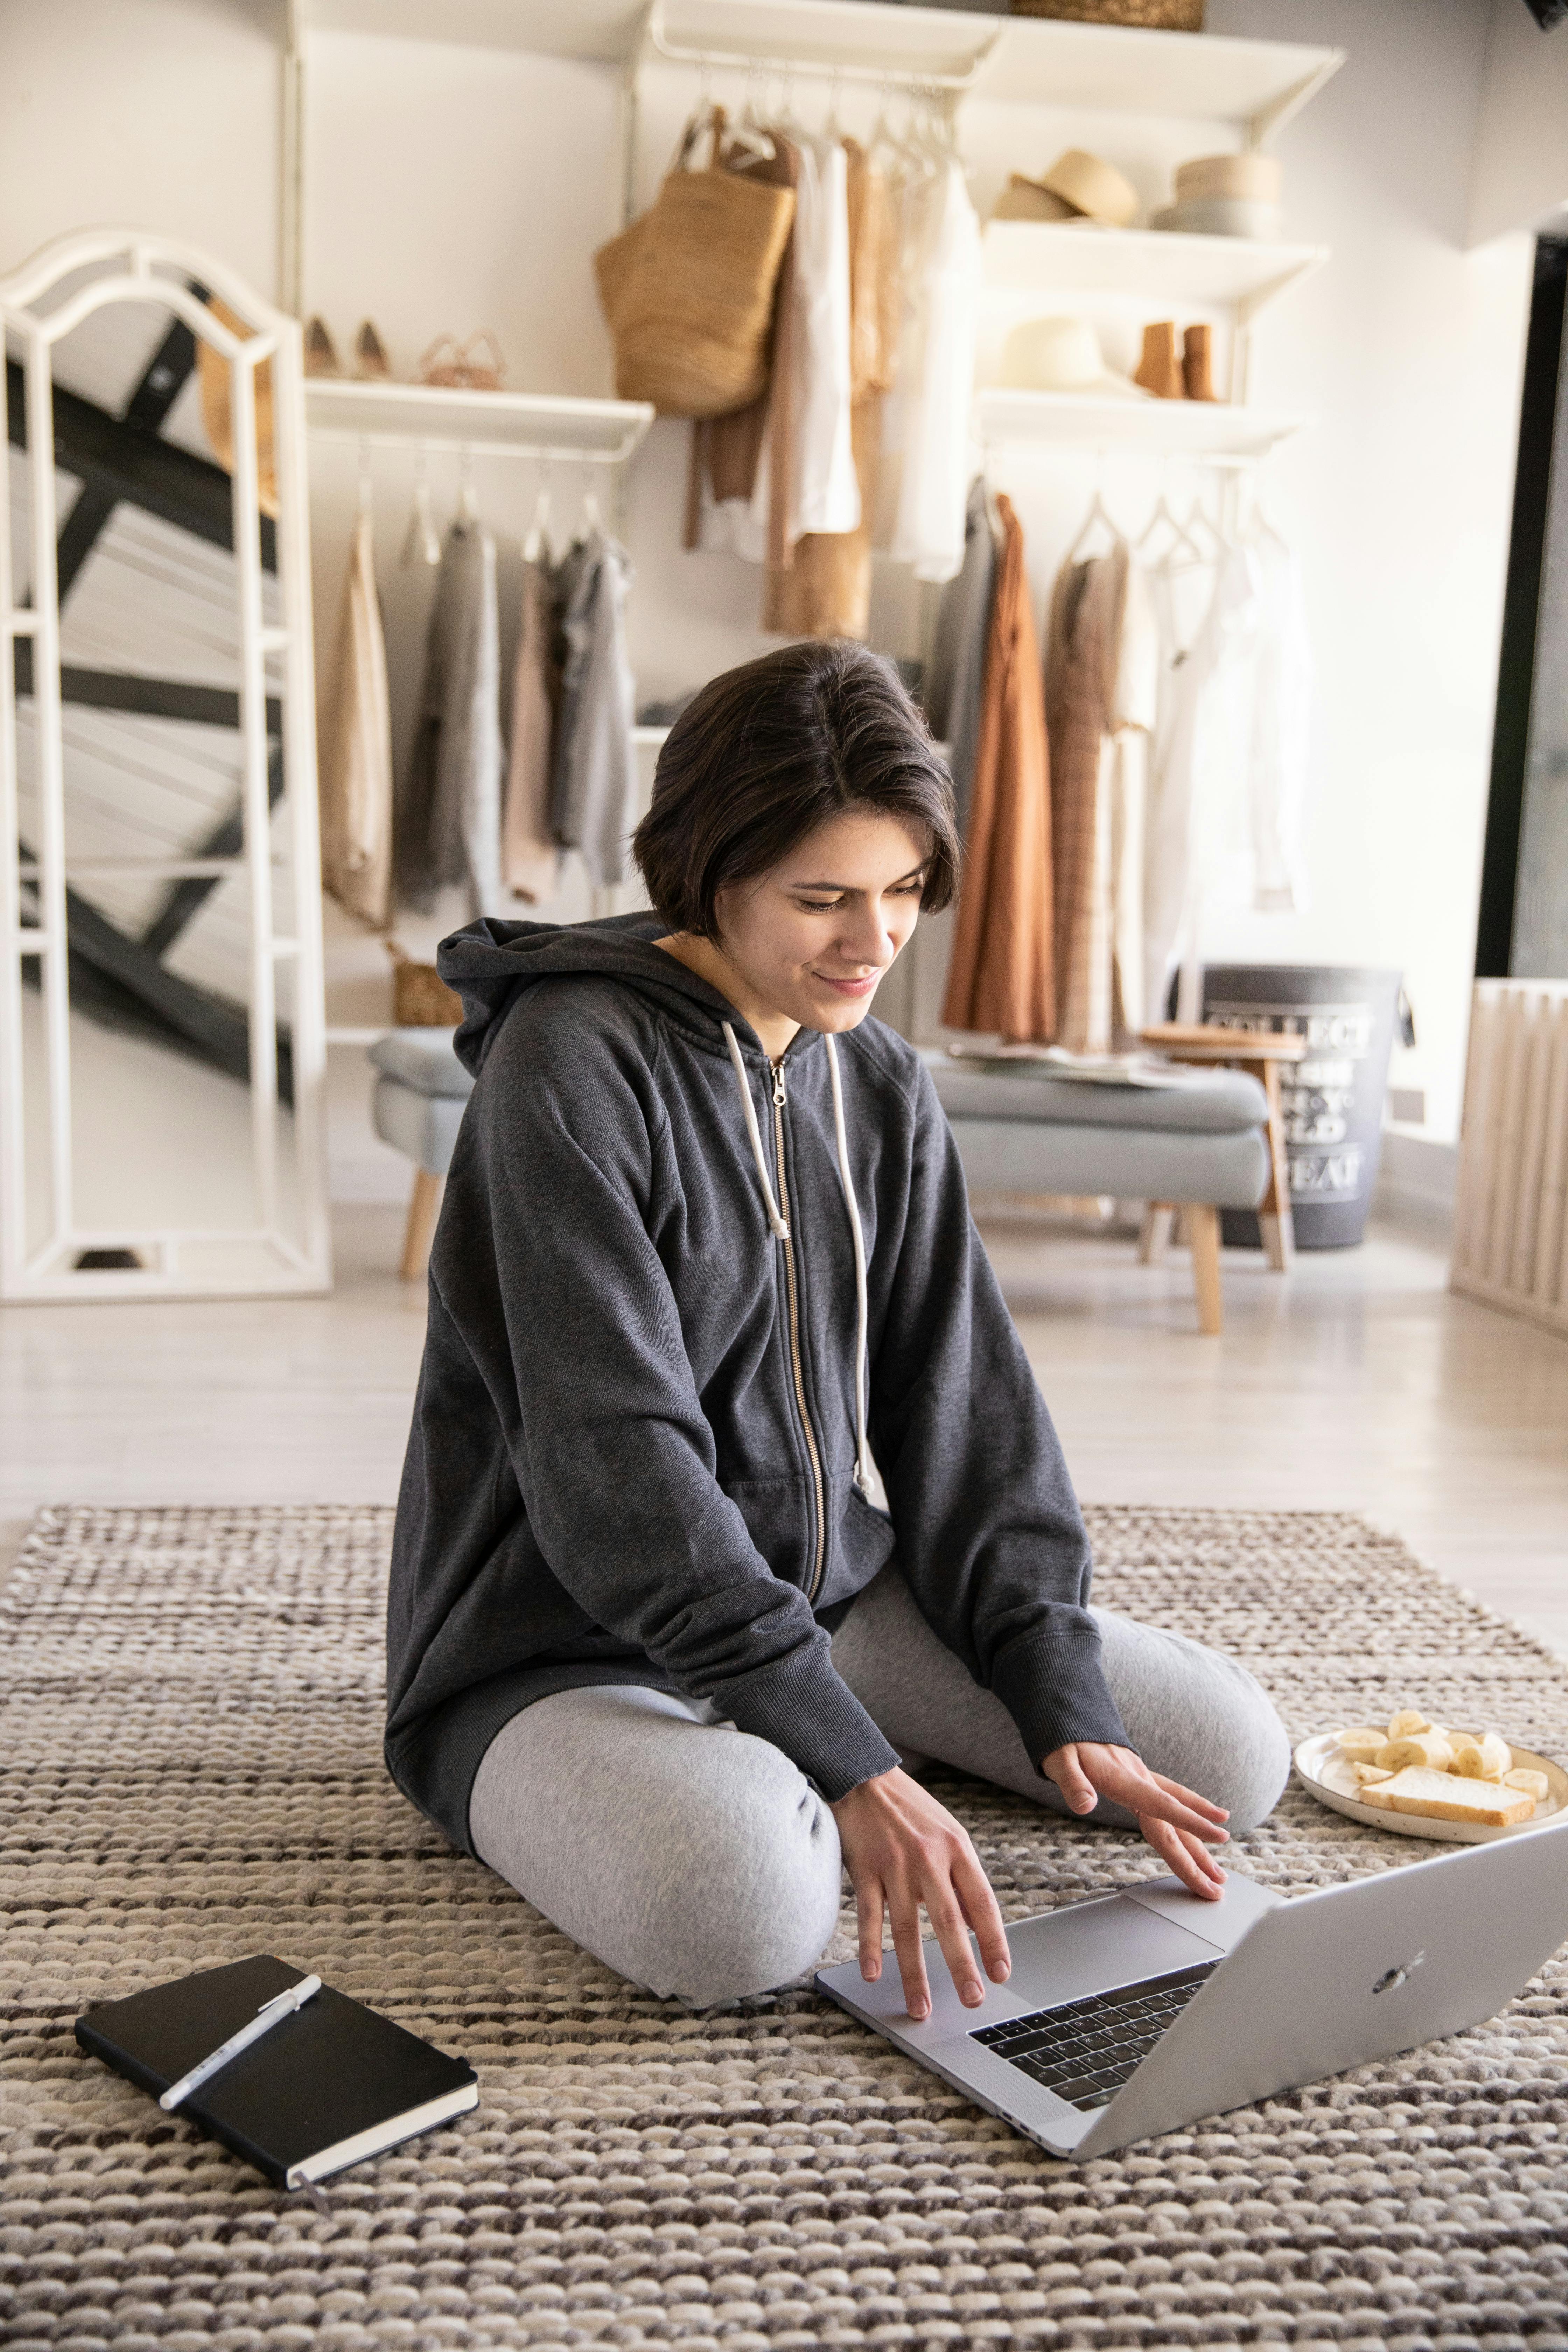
[467,1564,1290,2008]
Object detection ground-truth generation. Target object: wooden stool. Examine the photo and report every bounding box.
[1140,1022,1306,1280]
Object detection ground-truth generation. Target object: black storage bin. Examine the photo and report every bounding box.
[1199,966,1407,1250]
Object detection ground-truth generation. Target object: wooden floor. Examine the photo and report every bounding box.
[2,1206,1565,1658]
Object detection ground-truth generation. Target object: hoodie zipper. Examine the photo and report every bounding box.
[771,1057,827,1603]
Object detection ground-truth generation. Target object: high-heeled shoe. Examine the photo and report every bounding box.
[303,315,341,378]
[1134,321,1183,400]
[354,320,392,381]
[1182,322,1220,402]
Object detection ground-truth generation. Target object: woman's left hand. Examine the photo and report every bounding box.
[1042,1742,1230,1899]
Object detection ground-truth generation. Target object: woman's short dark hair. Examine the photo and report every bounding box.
[632,641,960,939]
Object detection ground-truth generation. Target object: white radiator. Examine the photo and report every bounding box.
[1451,978,1568,1337]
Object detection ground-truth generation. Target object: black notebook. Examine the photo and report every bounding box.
[76,1955,478,2191]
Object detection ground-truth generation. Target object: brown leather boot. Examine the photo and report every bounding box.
[1182,322,1220,401]
[1135,320,1183,399]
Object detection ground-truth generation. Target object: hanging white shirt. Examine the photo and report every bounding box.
[750,129,859,548]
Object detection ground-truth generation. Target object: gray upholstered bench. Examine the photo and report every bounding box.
[369,1027,475,1279]
[925,1053,1272,1334]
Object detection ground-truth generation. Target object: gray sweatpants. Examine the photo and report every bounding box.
[468,1563,1291,2008]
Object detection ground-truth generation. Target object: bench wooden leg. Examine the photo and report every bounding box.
[1139,1204,1176,1264]
[400,1167,443,1283]
[1246,1057,1296,1271]
[1183,1202,1224,1335]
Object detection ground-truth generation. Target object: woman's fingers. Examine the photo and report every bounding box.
[1148,1770,1230,1826]
[856,1876,886,1983]
[887,1878,933,2020]
[1141,1814,1226,1899]
[1114,1769,1229,1844]
[1043,1745,1100,1814]
[953,1847,1012,1986]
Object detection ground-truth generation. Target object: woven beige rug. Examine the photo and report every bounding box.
[3,1505,1567,2351]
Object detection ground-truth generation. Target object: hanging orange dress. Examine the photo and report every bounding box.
[941,493,1056,1044]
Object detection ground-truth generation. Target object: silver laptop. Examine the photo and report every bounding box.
[816,1820,1568,2160]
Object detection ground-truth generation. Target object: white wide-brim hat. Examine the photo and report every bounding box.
[1001,315,1147,398]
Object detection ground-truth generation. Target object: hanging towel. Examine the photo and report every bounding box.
[395,517,504,918]
[925,477,1000,830]
[1245,526,1312,914]
[1142,542,1256,1024]
[941,493,1055,1044]
[1046,544,1128,1054]
[552,524,637,888]
[318,509,393,928]
[501,554,562,903]
[887,156,980,585]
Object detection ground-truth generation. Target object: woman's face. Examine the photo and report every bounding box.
[714,809,928,1037]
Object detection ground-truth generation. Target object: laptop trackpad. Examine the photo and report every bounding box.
[1007,1892,1227,2007]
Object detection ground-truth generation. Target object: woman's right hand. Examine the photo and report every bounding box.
[830,1766,1011,2021]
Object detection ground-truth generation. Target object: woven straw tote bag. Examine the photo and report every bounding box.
[595,107,795,419]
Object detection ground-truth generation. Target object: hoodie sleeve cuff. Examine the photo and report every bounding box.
[989,1624,1132,1777]
[714,1639,901,1801]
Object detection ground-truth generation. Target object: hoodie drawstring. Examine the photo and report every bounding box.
[721,1021,790,1240]
[823,1033,879,1506]
[721,1021,881,1507]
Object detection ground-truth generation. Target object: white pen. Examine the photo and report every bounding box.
[159,1975,322,2111]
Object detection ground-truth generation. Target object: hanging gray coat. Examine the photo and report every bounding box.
[395,517,504,917]
[550,524,637,888]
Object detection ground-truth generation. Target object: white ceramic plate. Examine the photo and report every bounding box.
[1294,1730,1568,1843]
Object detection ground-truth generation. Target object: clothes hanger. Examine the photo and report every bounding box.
[1137,490,1204,568]
[356,436,373,525]
[399,442,442,569]
[580,457,602,536]
[456,445,478,525]
[523,457,552,566]
[1066,484,1122,565]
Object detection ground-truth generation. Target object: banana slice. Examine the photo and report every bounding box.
[1335,1727,1391,1765]
[1504,1767,1549,1802]
[1451,1731,1511,1782]
[1377,1731,1455,1773]
[1352,1762,1394,1786]
[1387,1708,1431,1739]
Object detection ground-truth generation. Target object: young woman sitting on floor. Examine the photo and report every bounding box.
[385,640,1290,2018]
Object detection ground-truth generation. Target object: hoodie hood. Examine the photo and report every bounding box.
[438,911,795,1079]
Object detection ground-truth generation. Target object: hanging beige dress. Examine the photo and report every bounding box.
[317,509,393,928]
[1046,545,1128,1054]
[501,556,561,902]
[940,494,1055,1043]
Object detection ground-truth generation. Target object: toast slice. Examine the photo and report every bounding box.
[1359,1766,1534,1827]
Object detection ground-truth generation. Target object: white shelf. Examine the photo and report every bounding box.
[976,388,1304,462]
[295,0,1344,141]
[303,378,654,463]
[295,0,647,57]
[982,222,1327,320]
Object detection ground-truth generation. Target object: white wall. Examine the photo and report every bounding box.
[0,0,281,299]
[1470,0,1568,248]
[1199,0,1530,1147]
[0,0,1534,1200]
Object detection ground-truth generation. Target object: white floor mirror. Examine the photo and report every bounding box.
[1,230,330,1299]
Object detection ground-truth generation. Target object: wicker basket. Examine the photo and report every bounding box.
[1012,0,1204,27]
[387,940,463,1027]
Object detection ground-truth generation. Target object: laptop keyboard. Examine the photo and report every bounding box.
[968,1958,1220,2111]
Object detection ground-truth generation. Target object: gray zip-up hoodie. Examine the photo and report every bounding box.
[385,911,1128,1855]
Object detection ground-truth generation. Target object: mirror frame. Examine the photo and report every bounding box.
[0,230,331,1300]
